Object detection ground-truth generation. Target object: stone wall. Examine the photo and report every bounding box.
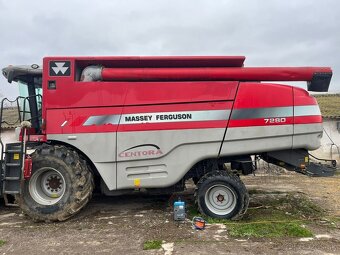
[312,118,340,162]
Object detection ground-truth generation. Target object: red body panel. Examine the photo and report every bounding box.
[293,87,319,106]
[47,107,123,134]
[46,102,232,134]
[43,81,237,109]
[228,82,321,128]
[41,57,323,135]
[232,83,294,109]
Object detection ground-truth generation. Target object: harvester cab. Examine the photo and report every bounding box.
[0,65,43,205]
[0,56,337,221]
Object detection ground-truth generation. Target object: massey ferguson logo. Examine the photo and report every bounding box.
[119,144,163,158]
[49,61,71,76]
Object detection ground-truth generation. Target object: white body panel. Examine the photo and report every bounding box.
[116,128,225,189]
[48,133,117,190]
[48,122,323,191]
[220,125,294,156]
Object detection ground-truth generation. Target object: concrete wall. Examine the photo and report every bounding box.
[312,118,340,162]
[0,129,17,148]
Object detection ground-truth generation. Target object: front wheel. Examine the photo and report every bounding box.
[18,144,94,222]
[195,170,249,219]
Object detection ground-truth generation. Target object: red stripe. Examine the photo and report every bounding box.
[294,115,322,124]
[229,117,294,128]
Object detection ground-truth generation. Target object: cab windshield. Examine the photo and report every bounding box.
[1,64,43,132]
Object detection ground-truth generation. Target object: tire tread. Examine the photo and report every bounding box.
[18,144,94,222]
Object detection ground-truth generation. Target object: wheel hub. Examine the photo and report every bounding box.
[45,175,62,192]
[204,184,237,216]
[216,193,225,203]
[29,167,66,205]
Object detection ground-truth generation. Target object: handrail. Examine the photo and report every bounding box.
[0,94,42,161]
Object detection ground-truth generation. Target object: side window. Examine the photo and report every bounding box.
[18,81,42,121]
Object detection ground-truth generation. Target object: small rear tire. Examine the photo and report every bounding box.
[18,144,94,222]
[195,170,249,219]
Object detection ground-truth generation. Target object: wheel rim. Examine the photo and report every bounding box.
[29,167,66,205]
[204,184,237,216]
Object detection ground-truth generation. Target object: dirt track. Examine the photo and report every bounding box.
[0,173,339,255]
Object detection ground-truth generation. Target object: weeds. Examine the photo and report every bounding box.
[143,240,162,250]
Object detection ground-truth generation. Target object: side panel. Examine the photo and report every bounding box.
[47,133,117,190]
[116,129,226,189]
[293,87,323,150]
[44,80,237,190]
[46,107,123,190]
[220,82,294,156]
[116,101,233,189]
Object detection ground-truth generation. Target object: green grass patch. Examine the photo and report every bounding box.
[242,193,324,222]
[227,222,313,238]
[143,240,162,250]
[0,240,5,247]
[331,217,340,222]
[187,192,324,238]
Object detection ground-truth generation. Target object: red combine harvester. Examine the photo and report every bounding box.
[0,56,336,222]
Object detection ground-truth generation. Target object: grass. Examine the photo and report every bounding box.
[143,240,162,250]
[227,222,313,238]
[0,240,5,247]
[314,94,340,118]
[243,193,324,222]
[187,192,324,238]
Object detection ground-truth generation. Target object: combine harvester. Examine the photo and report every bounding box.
[0,56,336,222]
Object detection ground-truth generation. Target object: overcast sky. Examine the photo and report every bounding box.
[0,0,339,98]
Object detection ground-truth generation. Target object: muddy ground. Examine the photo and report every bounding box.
[0,172,339,255]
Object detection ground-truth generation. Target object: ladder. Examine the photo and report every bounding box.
[0,96,34,206]
[1,143,23,206]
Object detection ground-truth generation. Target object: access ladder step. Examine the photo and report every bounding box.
[3,194,19,207]
[3,190,20,195]
[5,163,21,167]
[2,142,24,199]
[4,177,20,181]
[5,149,22,153]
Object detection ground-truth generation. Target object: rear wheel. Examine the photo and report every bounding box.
[195,170,249,219]
[18,144,94,222]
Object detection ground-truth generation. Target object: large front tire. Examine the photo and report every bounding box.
[18,144,94,222]
[195,170,249,219]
